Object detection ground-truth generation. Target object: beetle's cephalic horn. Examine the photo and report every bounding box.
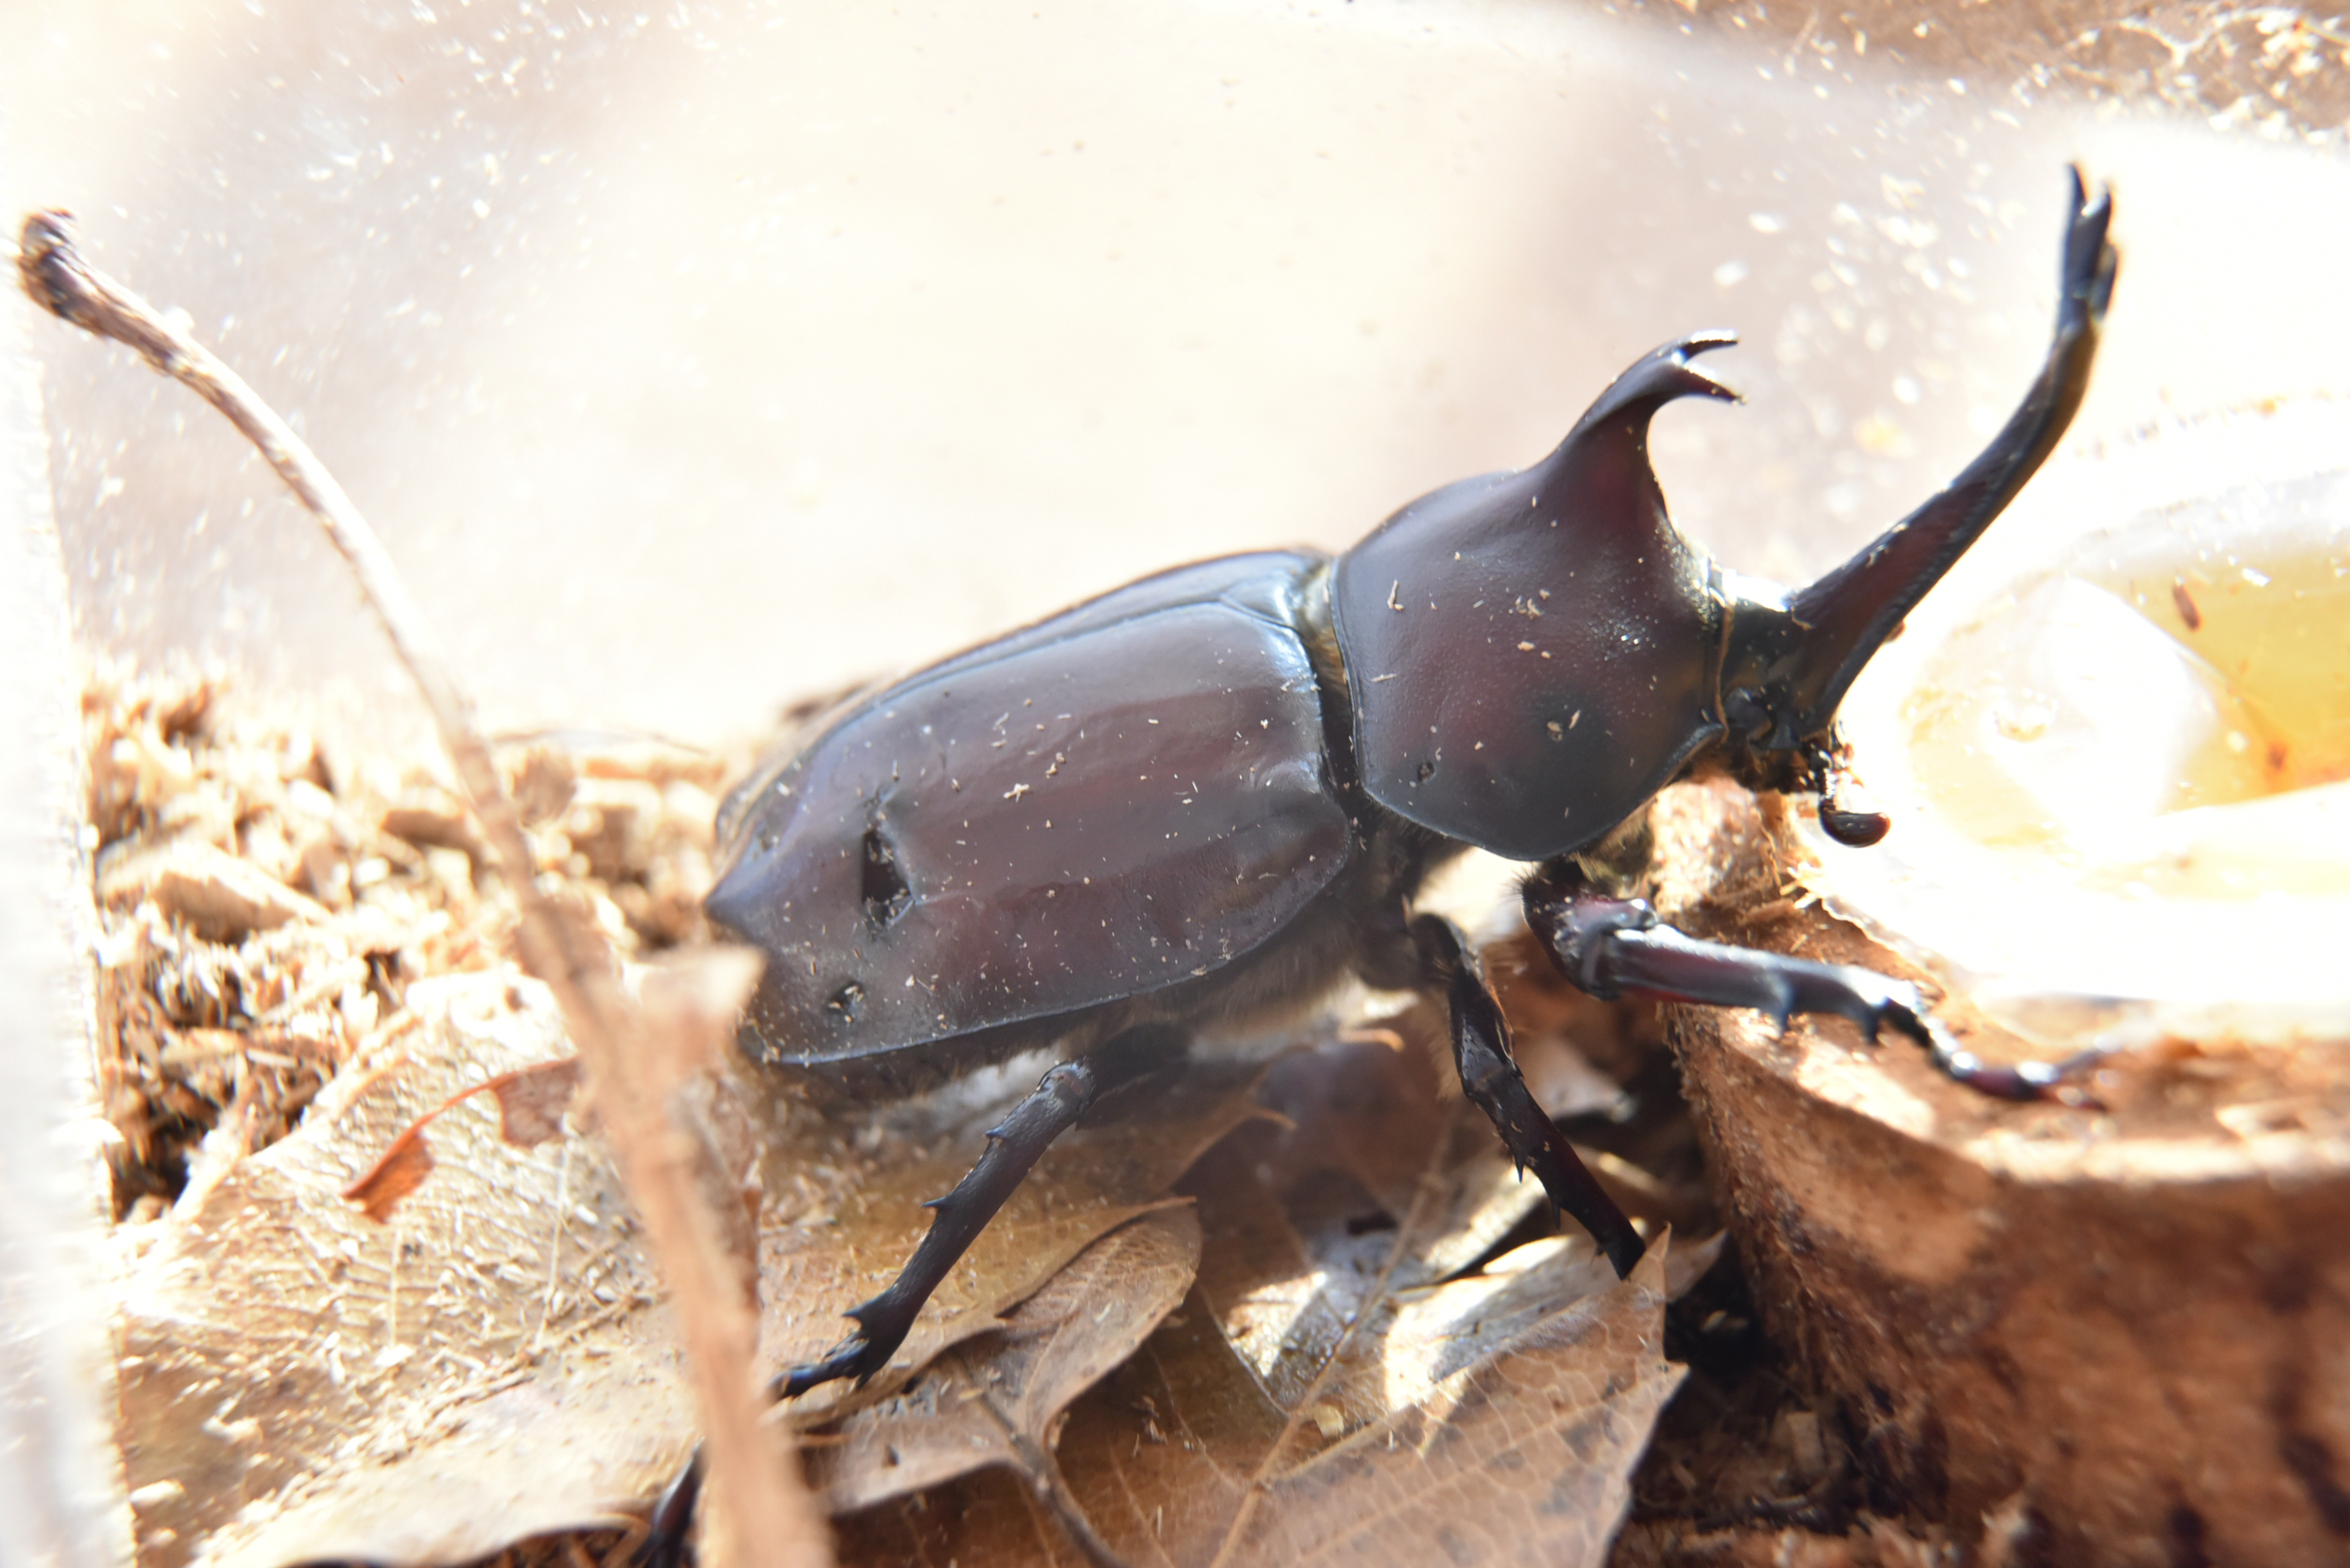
[1720,169,2118,751]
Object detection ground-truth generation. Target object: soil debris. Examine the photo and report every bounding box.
[86,660,727,1220]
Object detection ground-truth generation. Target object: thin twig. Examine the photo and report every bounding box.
[18,209,828,1568]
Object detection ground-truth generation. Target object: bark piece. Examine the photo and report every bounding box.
[1649,776,2350,1567]
[99,838,331,942]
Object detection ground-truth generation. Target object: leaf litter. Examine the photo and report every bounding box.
[810,1207,1204,1529]
[85,659,720,1227]
[88,660,1721,1568]
[121,969,679,1568]
[833,1014,1720,1567]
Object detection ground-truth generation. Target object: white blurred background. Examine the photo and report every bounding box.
[6,0,2345,746]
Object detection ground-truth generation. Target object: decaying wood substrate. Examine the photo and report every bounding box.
[1646,775,2350,1566]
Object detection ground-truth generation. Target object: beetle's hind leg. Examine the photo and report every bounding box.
[1521,858,2100,1103]
[780,1027,1166,1398]
[1393,912,1648,1279]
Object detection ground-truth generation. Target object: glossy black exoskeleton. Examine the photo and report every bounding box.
[705,173,2116,1408]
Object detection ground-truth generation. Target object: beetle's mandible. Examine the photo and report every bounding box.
[706,172,2116,1405]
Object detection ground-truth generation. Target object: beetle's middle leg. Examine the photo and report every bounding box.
[778,1027,1167,1398]
[1522,857,2096,1101]
[1377,910,1648,1279]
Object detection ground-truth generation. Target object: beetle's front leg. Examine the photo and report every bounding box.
[1522,858,2093,1102]
[1399,912,1647,1278]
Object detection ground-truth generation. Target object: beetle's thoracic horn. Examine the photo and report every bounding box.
[1328,331,1746,862]
[1721,168,2118,751]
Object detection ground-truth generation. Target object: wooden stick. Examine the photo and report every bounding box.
[18,209,828,1568]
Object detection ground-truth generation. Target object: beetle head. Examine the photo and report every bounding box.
[1331,169,2112,863]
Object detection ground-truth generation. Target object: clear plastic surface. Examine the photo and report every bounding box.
[2,1,2344,1561]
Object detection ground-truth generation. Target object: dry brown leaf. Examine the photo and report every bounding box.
[828,1465,1093,1568]
[339,1056,586,1221]
[1048,1034,1686,1568]
[1614,1514,1959,1568]
[491,1057,587,1149]
[758,1059,1267,1425]
[817,1031,1690,1568]
[118,956,1264,1568]
[1217,1263,1681,1567]
[340,1118,438,1222]
[121,973,679,1568]
[814,1206,1201,1519]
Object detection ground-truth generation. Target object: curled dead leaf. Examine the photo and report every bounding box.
[132,961,1268,1568]
[340,1056,586,1222]
[124,974,674,1568]
[830,1033,1694,1568]
[817,1205,1201,1541]
[490,1056,586,1149]
[759,1059,1268,1424]
[340,1119,436,1223]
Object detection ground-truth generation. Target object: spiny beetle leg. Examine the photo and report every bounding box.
[1522,859,2099,1104]
[778,1048,1121,1399]
[635,1445,704,1568]
[1406,912,1646,1278]
[637,1037,1162,1564]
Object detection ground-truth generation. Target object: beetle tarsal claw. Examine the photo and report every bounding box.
[777,1336,881,1399]
[1891,1005,2107,1106]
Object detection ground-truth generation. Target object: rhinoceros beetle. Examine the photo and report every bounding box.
[697,172,2112,1440]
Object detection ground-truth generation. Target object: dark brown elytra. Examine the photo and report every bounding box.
[648,170,2119,1562]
